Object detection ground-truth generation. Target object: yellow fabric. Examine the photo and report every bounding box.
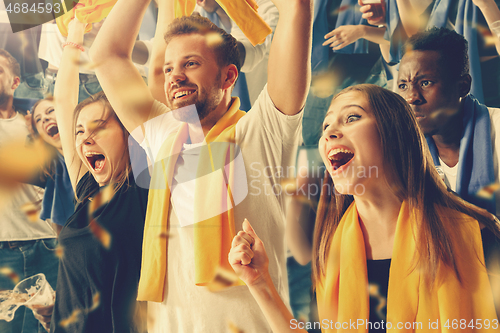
[215,0,272,46]
[137,98,246,302]
[173,0,271,46]
[56,0,117,37]
[316,201,498,332]
[174,0,196,18]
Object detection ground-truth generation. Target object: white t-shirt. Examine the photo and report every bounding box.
[138,86,302,332]
[0,112,55,241]
[438,157,458,191]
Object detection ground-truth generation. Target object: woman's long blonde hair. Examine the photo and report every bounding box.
[312,84,500,286]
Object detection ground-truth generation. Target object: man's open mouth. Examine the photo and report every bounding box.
[173,90,196,99]
[85,152,106,172]
[328,148,354,170]
[46,124,59,137]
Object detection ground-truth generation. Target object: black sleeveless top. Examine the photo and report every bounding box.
[52,173,148,333]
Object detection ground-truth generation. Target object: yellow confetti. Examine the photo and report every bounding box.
[205,32,224,47]
[368,283,386,320]
[228,321,245,333]
[89,292,100,311]
[54,245,64,259]
[476,183,500,200]
[59,291,101,328]
[20,201,41,222]
[332,4,356,15]
[280,178,297,194]
[88,184,114,216]
[89,219,112,249]
[0,267,19,284]
[159,231,171,239]
[0,138,55,185]
[205,267,239,292]
[310,72,338,99]
[59,309,82,328]
[477,23,498,48]
[280,178,317,210]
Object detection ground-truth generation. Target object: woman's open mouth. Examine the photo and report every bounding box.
[46,124,59,138]
[85,152,106,172]
[328,148,354,171]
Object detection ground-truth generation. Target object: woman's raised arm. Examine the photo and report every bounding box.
[54,18,88,192]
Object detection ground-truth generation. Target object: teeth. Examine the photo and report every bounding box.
[328,148,353,160]
[174,91,194,99]
[85,152,102,157]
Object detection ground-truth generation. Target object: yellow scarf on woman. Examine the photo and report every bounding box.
[137,99,246,302]
[316,201,498,332]
[175,0,271,46]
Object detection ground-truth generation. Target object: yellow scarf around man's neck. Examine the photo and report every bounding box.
[137,98,246,302]
[175,0,271,46]
[316,201,498,332]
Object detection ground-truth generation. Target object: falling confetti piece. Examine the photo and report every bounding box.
[310,73,339,99]
[89,292,100,311]
[476,183,500,200]
[0,138,55,185]
[476,24,499,48]
[205,267,239,292]
[205,32,224,47]
[0,267,19,284]
[54,245,64,259]
[482,35,498,48]
[159,232,171,239]
[368,283,386,320]
[280,178,317,210]
[228,321,246,333]
[59,308,82,328]
[332,4,355,15]
[89,219,112,249]
[404,45,415,55]
[20,201,41,222]
[280,178,297,194]
[59,290,101,328]
[88,184,115,216]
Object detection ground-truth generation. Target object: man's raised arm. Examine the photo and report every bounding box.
[89,0,156,137]
[267,0,312,116]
